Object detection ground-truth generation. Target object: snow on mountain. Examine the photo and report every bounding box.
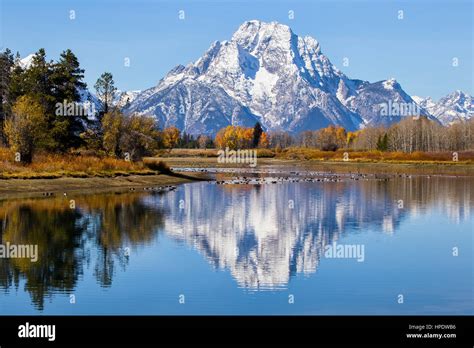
[17,53,35,69]
[412,95,436,109]
[125,20,433,136]
[413,91,473,125]
[344,78,436,127]
[114,90,141,109]
[18,22,467,135]
[77,89,141,118]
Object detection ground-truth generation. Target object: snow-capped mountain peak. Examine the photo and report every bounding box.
[17,53,35,69]
[412,91,473,124]
[382,78,398,90]
[16,22,470,134]
[122,20,436,134]
[126,20,370,135]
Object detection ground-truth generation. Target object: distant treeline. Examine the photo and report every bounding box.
[272,117,474,153]
[209,117,473,153]
[0,48,472,165]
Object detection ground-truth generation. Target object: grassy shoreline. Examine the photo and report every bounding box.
[152,156,474,176]
[1,148,473,199]
[0,172,208,200]
[155,148,474,164]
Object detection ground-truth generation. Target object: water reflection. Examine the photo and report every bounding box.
[156,177,472,289]
[0,176,472,309]
[0,193,164,309]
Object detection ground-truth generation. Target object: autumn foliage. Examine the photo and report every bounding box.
[215,125,269,149]
[162,126,181,150]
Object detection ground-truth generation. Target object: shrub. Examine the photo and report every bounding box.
[143,160,172,174]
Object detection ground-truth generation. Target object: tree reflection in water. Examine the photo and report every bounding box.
[0,193,165,309]
[0,175,471,309]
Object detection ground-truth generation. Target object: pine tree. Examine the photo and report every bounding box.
[8,52,26,107]
[52,49,86,103]
[382,133,388,151]
[252,122,263,148]
[0,48,14,143]
[376,133,389,151]
[94,72,116,118]
[23,49,54,111]
[50,49,88,149]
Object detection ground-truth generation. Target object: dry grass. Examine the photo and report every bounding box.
[152,147,473,163]
[1,146,472,181]
[154,148,276,158]
[143,159,172,173]
[0,148,157,179]
[155,148,219,157]
[277,147,474,164]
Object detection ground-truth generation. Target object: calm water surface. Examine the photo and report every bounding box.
[0,171,472,314]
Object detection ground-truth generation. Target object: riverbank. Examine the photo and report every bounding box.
[149,156,474,176]
[0,172,208,200]
[156,148,474,164]
[1,149,473,200]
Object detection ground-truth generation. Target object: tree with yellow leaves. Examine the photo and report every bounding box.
[258,132,269,148]
[162,126,180,151]
[121,114,161,160]
[102,109,125,157]
[346,131,360,147]
[4,95,48,163]
[317,125,347,151]
[215,125,269,149]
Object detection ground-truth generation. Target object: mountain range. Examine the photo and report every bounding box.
[412,91,474,125]
[19,20,473,135]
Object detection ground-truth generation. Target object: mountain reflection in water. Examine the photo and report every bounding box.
[0,175,472,312]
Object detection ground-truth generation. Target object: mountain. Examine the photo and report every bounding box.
[17,53,35,69]
[77,89,141,119]
[412,91,473,125]
[125,20,431,136]
[114,90,141,109]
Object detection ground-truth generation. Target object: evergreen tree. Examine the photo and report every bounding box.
[22,49,54,112]
[12,49,59,150]
[0,48,14,143]
[50,49,88,149]
[376,133,389,151]
[382,133,388,151]
[52,49,86,103]
[8,52,26,108]
[252,122,263,148]
[94,72,116,118]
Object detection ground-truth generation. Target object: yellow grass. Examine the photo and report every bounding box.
[1,146,472,181]
[277,147,474,164]
[0,148,156,179]
[154,148,276,158]
[151,147,474,163]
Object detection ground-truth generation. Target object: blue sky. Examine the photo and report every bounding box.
[1,0,472,99]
